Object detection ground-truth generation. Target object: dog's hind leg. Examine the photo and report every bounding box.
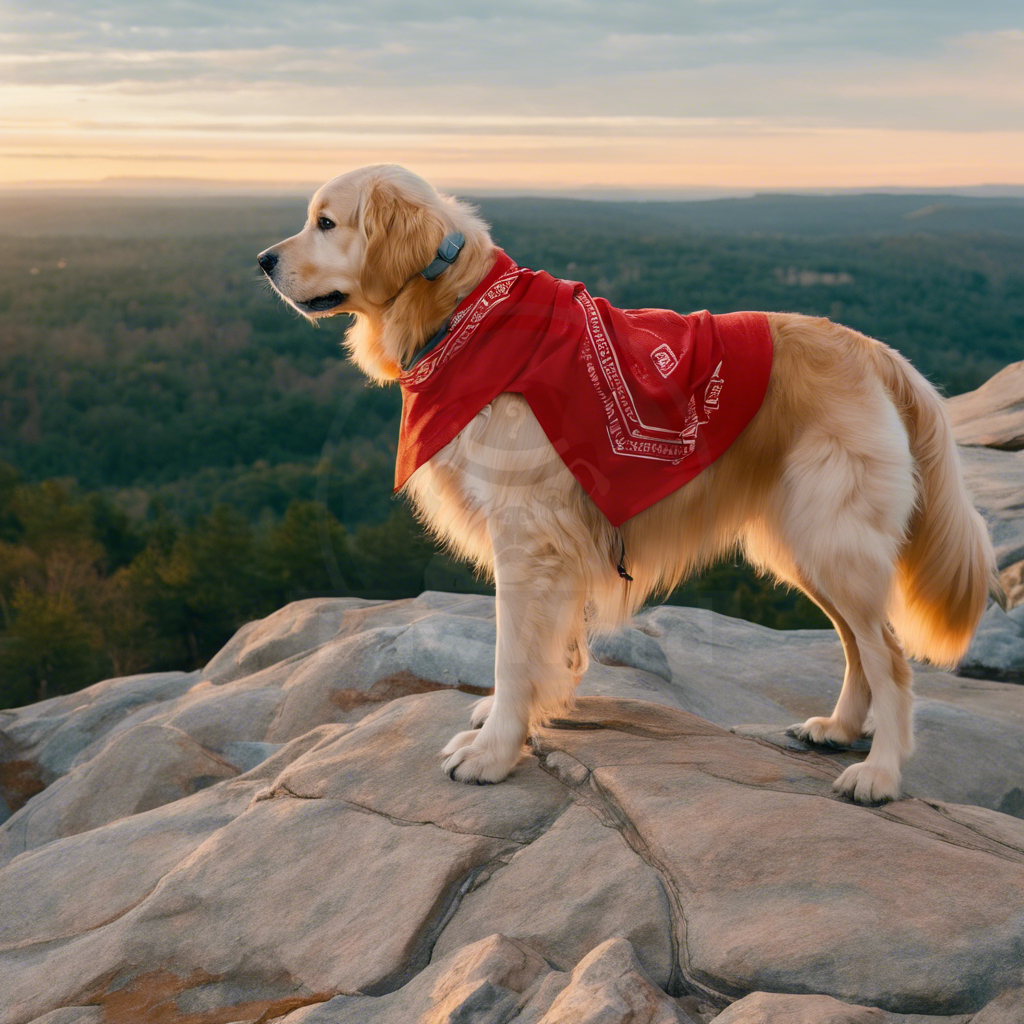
[744,532,872,748]
[771,404,917,803]
[441,524,587,784]
[782,542,913,803]
[828,614,914,803]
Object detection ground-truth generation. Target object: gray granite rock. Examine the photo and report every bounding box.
[0,781,258,949]
[2,588,1024,1023]
[949,365,1024,607]
[948,360,1024,451]
[0,722,238,861]
[219,740,283,773]
[525,937,699,1024]
[200,597,370,686]
[712,991,885,1022]
[532,698,1024,1015]
[713,990,973,1023]
[3,689,1024,1023]
[5,592,1021,821]
[632,603,1024,816]
[590,626,673,683]
[971,982,1024,1024]
[959,602,1024,681]
[431,803,676,987]
[4,670,199,780]
[25,1011,104,1024]
[276,933,552,1024]
[271,936,701,1024]
[958,445,1024,581]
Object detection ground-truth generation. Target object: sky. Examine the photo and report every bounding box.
[2,1,1023,194]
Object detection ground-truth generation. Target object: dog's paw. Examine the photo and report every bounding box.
[469,695,494,729]
[787,716,858,748]
[441,730,521,785]
[833,761,899,804]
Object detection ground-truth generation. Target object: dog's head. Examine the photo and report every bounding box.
[258,164,454,321]
[259,164,491,382]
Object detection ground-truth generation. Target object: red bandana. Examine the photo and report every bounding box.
[395,251,773,527]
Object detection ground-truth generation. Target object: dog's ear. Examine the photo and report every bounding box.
[359,177,446,305]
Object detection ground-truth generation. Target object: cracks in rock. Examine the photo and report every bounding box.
[546,717,713,742]
[190,741,244,778]
[1,864,174,956]
[338,793,548,844]
[530,745,592,789]
[364,805,571,1000]
[258,782,319,802]
[552,757,838,792]
[705,736,1024,856]
[715,743,1024,862]
[880,800,1024,863]
[534,732,847,806]
[256,781,559,844]
[933,805,1024,855]
[535,723,1024,1014]
[369,853,512,997]
[533,742,732,1010]
[732,733,859,775]
[417,810,570,960]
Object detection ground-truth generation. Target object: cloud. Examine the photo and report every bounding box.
[2,2,1021,188]
[4,1,1021,84]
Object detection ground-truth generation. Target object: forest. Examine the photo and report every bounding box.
[1,189,1022,707]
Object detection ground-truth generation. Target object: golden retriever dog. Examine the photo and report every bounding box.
[258,164,998,804]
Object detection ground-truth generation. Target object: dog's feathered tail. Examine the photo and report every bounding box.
[872,344,1002,667]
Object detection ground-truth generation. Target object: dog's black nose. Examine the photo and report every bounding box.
[257,250,278,275]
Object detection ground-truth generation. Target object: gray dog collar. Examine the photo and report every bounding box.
[420,232,465,280]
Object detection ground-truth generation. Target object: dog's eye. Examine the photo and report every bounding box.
[317,216,336,231]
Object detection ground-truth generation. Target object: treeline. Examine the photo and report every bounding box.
[0,461,826,709]
[0,463,444,708]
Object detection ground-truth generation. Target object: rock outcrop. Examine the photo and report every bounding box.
[953,359,1024,608]
[959,444,1024,608]
[949,360,1024,451]
[2,593,1024,1024]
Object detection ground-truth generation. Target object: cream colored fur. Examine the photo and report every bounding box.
[260,164,999,804]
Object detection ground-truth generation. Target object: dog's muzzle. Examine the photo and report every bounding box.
[257,249,346,312]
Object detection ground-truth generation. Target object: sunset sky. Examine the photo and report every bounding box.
[2,1,1022,194]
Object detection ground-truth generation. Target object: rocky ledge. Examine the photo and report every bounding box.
[954,358,1024,610]
[2,591,1024,1024]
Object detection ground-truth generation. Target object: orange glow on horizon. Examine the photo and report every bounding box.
[5,125,1024,192]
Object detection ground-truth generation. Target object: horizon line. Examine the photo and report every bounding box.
[4,180,1024,202]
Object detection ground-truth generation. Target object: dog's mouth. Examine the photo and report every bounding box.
[297,291,347,313]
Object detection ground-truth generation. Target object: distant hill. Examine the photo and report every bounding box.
[471,193,1024,239]
[0,194,308,239]
[2,190,1024,240]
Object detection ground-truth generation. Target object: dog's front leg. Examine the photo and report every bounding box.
[441,511,585,784]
